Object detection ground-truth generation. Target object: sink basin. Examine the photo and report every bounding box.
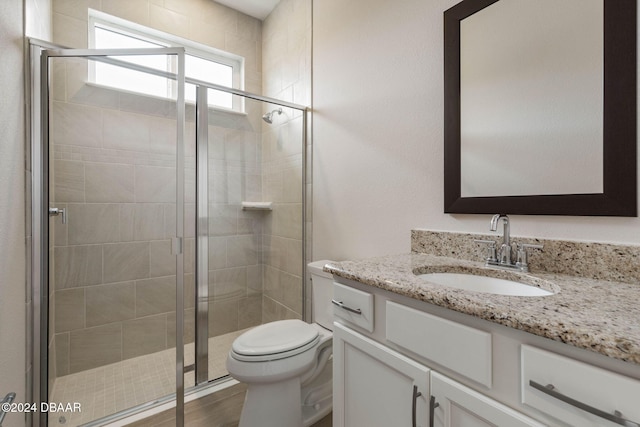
[418,272,554,296]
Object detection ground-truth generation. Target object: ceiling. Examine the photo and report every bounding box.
[214,0,281,20]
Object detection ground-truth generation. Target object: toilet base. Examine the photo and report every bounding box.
[238,360,333,427]
[239,378,302,427]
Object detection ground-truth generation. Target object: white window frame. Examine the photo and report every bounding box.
[88,9,245,112]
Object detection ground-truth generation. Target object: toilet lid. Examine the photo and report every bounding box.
[232,319,319,358]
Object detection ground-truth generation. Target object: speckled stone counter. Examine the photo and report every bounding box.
[324,251,640,365]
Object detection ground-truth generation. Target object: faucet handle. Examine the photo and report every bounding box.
[474,239,498,263]
[516,243,543,272]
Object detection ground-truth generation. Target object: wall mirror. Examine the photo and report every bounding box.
[444,0,637,216]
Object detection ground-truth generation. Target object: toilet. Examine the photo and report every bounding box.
[226,260,335,427]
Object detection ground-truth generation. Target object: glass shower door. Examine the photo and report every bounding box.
[40,47,187,427]
[199,93,307,384]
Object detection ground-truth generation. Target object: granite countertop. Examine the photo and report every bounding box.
[324,253,640,365]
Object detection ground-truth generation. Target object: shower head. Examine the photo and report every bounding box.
[262,108,283,124]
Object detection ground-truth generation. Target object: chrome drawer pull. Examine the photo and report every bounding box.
[331,299,362,315]
[529,380,640,427]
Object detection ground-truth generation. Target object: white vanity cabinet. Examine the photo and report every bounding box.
[331,278,640,427]
[430,372,545,427]
[332,322,430,427]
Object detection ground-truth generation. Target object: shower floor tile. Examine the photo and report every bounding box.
[49,329,248,427]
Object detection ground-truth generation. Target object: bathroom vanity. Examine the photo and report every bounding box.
[326,232,640,427]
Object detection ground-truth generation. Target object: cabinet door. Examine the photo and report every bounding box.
[431,372,547,427]
[333,322,430,427]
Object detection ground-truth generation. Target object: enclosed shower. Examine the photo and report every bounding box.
[30,41,309,427]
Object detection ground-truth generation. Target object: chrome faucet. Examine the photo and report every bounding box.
[490,214,511,265]
[475,214,543,272]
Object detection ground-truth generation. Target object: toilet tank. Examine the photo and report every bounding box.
[307,260,335,330]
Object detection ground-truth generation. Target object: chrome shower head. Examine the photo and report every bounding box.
[262,107,283,124]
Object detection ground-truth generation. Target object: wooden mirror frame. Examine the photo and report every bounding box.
[444,0,637,216]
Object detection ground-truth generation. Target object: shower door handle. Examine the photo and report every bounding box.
[0,392,16,426]
[49,207,67,224]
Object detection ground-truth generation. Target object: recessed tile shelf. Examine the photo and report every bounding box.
[241,201,273,211]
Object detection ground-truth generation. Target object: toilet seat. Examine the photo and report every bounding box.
[231,319,320,362]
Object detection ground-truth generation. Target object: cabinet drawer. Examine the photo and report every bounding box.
[521,345,640,426]
[332,282,374,332]
[386,301,492,387]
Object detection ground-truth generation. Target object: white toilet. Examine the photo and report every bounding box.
[226,260,335,427]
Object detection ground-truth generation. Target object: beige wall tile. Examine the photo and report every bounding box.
[208,299,238,337]
[119,204,136,241]
[103,109,150,152]
[133,203,165,240]
[122,315,167,359]
[208,237,227,270]
[150,240,177,277]
[210,267,246,300]
[54,160,85,202]
[262,295,300,323]
[85,282,136,327]
[148,116,177,155]
[52,12,88,48]
[281,272,302,314]
[270,203,303,239]
[163,203,177,238]
[119,91,177,118]
[101,0,150,26]
[238,295,261,330]
[64,57,89,101]
[67,203,121,244]
[54,245,103,288]
[264,265,283,302]
[136,276,176,317]
[208,205,237,236]
[55,288,85,332]
[51,101,102,147]
[189,21,225,51]
[226,33,259,77]
[54,332,70,377]
[208,173,228,204]
[69,323,122,373]
[246,264,263,293]
[68,83,120,109]
[103,242,150,283]
[53,0,100,21]
[282,167,303,203]
[135,165,176,203]
[226,235,258,267]
[85,162,135,203]
[149,3,190,39]
[264,236,302,277]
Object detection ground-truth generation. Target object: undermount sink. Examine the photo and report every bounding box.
[418,272,554,296]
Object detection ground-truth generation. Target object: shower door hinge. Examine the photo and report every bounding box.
[172,237,183,255]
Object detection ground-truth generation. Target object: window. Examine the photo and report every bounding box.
[88,10,244,111]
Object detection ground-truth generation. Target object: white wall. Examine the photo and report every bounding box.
[312,0,640,261]
[0,0,27,425]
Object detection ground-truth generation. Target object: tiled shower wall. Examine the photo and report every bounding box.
[48,0,311,380]
[50,0,266,376]
[261,0,312,321]
[50,73,266,376]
